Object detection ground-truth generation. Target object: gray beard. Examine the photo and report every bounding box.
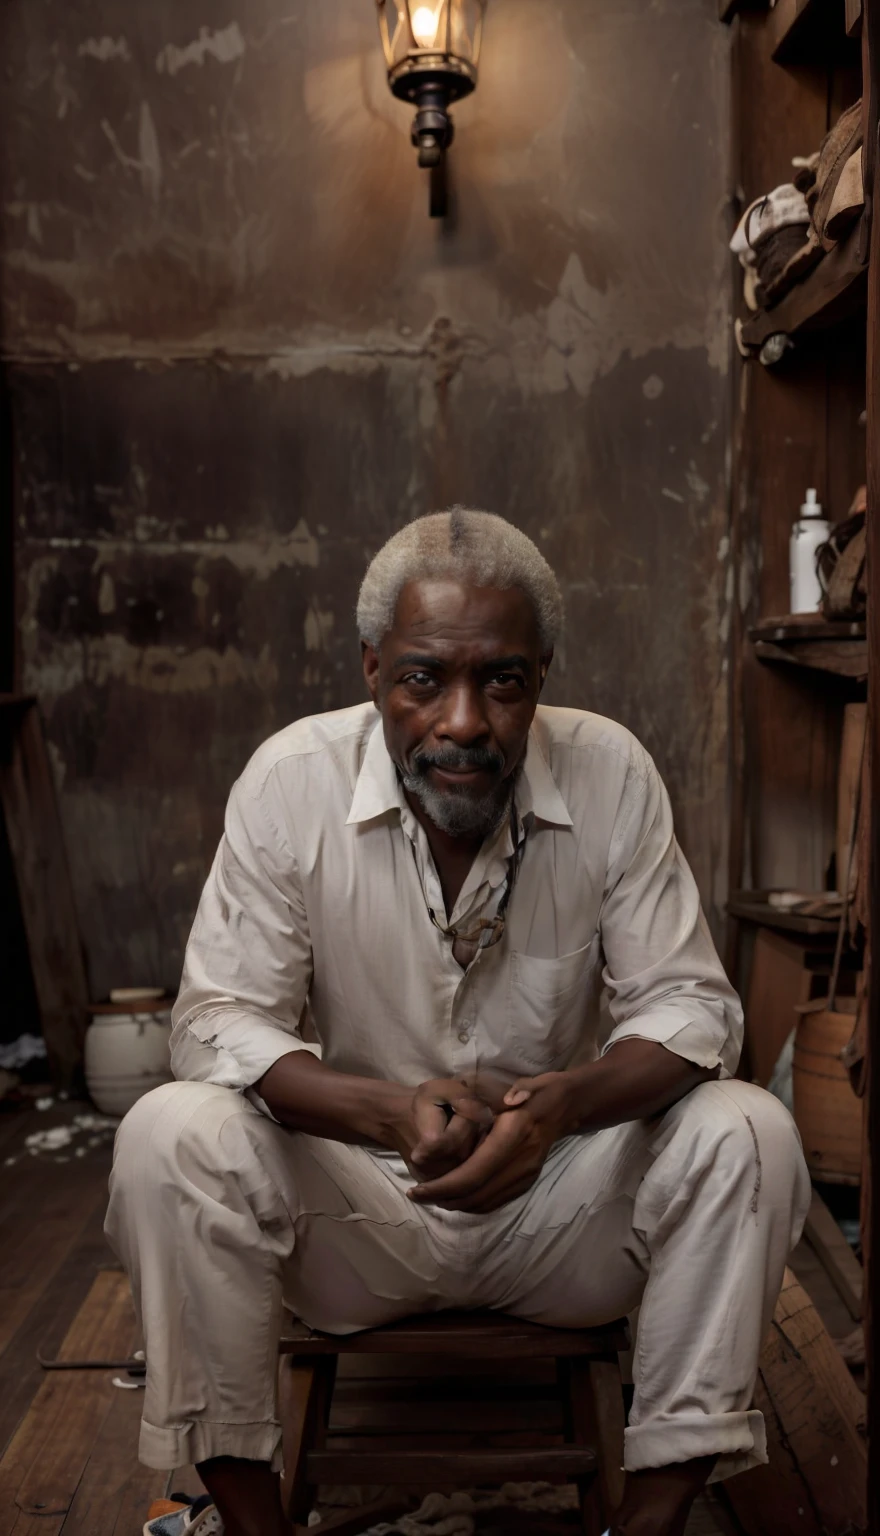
[399,769,515,838]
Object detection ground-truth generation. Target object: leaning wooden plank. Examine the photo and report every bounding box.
[0,1273,136,1536]
[768,1266,867,1437]
[720,1373,823,1536]
[0,699,89,1085]
[722,1268,866,1535]
[803,1187,864,1321]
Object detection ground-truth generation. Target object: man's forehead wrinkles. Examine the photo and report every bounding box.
[404,614,500,637]
[390,635,529,665]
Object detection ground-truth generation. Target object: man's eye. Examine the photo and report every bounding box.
[403,672,436,687]
[490,673,524,688]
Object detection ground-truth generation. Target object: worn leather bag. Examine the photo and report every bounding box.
[817,504,867,620]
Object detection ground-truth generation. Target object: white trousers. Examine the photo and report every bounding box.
[105,1078,810,1482]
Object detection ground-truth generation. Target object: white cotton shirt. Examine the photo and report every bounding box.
[170,702,743,1103]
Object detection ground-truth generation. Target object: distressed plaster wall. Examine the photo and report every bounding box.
[1,1,732,998]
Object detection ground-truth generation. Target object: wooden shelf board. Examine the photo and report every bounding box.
[741,221,867,349]
[753,638,867,677]
[749,614,866,642]
[749,614,867,677]
[728,892,841,935]
[769,0,859,63]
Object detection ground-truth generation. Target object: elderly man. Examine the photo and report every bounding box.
[108,509,809,1536]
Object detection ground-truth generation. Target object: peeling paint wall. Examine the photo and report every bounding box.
[1,1,732,997]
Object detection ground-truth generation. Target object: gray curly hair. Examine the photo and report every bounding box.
[357,508,563,652]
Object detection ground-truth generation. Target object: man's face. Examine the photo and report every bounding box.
[362,579,550,838]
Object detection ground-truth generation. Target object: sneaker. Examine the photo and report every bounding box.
[143,1493,223,1536]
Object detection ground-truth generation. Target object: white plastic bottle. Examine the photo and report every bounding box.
[789,489,831,614]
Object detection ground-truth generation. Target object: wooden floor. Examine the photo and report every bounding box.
[0,1092,169,1536]
[0,1091,860,1536]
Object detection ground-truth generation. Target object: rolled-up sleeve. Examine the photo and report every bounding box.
[598,748,743,1078]
[170,766,318,1092]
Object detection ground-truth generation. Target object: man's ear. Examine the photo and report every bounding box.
[538,650,553,692]
[362,640,381,706]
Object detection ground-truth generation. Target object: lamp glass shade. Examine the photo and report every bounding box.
[376,0,484,71]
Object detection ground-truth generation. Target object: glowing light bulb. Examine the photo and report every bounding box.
[410,5,439,45]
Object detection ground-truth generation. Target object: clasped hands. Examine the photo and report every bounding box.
[390,1071,575,1214]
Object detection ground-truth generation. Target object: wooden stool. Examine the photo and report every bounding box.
[278,1310,629,1536]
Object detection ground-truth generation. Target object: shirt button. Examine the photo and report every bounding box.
[458,1030,470,1043]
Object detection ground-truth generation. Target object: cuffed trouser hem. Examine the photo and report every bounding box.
[624,1409,768,1483]
[138,1417,284,1473]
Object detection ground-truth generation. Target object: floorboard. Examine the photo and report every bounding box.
[0,1212,119,1458]
[60,1387,161,1536]
[0,1176,110,1359]
[0,1101,118,1458]
[0,1272,137,1536]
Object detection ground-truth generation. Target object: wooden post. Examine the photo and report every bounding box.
[864,3,880,1529]
[0,696,89,1083]
[562,1355,625,1536]
[278,1353,337,1526]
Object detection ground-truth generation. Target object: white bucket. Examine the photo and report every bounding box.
[84,1003,173,1116]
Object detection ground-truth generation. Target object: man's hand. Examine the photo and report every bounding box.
[258,1040,715,1195]
[389,1077,495,1181]
[407,1071,574,1212]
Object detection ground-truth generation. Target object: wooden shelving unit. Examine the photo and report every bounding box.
[725,0,879,1513]
[741,220,868,348]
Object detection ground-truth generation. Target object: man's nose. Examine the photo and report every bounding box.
[436,682,490,745]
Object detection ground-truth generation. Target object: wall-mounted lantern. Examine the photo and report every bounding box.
[376,0,486,216]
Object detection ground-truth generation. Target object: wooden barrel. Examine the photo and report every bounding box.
[792,1003,861,1184]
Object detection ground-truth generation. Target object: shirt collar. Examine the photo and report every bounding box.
[345,716,573,829]
[518,731,573,828]
[345,717,401,825]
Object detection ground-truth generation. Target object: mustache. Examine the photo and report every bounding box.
[412,745,505,776]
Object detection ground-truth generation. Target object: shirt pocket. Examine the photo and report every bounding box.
[507,937,599,1073]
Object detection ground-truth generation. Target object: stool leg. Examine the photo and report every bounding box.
[563,1356,626,1535]
[278,1354,337,1527]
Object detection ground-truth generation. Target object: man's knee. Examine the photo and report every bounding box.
[673,1079,809,1204]
[111,1079,252,1198]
